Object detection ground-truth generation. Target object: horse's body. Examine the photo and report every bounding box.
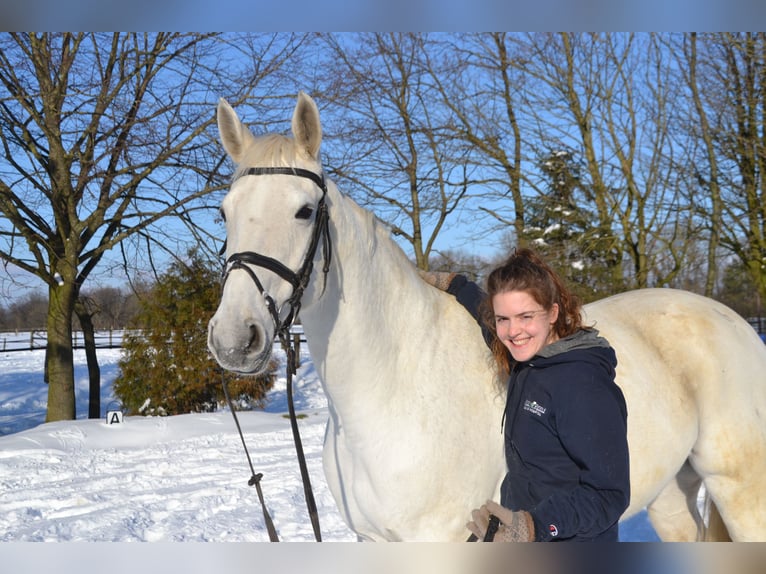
[208,93,766,541]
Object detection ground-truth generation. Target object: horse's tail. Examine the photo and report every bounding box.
[698,488,731,542]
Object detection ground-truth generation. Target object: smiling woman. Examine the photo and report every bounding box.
[491,293,558,363]
[460,248,630,542]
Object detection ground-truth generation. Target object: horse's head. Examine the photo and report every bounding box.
[208,92,329,374]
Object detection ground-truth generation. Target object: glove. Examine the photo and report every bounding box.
[466,500,535,542]
[418,270,457,292]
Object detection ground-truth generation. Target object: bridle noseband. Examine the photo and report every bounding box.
[220,166,332,342]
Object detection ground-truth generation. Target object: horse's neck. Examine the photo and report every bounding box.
[300,192,434,397]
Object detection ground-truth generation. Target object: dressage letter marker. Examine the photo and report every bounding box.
[106,409,123,425]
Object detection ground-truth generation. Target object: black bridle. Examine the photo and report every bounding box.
[218,166,331,542]
[220,166,332,343]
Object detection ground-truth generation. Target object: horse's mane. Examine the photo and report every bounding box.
[339,190,414,267]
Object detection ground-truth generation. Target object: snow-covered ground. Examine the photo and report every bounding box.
[0,341,658,545]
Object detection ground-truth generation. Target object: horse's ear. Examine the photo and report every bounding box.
[291,92,322,160]
[217,98,255,163]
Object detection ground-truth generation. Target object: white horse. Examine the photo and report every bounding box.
[208,92,766,542]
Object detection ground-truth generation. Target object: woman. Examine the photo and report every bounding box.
[426,248,630,542]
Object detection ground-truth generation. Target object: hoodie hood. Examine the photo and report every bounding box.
[536,328,612,359]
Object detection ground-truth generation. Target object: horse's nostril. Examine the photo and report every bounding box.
[246,324,258,350]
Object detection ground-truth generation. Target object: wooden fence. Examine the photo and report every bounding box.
[0,329,137,352]
[0,327,307,353]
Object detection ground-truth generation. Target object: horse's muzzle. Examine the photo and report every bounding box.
[207,319,274,375]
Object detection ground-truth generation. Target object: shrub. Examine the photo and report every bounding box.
[114,250,276,416]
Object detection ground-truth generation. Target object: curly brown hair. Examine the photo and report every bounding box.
[480,248,584,376]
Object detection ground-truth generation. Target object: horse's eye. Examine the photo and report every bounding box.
[296,205,314,220]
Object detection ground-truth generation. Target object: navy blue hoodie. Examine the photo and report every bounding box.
[449,276,630,542]
[501,331,629,541]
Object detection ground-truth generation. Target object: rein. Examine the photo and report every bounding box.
[220,166,331,542]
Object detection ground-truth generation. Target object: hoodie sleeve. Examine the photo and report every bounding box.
[529,363,630,541]
[448,275,494,347]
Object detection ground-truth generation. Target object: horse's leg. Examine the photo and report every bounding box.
[646,460,706,541]
[699,492,731,542]
[695,471,765,541]
[690,411,766,541]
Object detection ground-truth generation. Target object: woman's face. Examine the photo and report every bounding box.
[492,290,559,363]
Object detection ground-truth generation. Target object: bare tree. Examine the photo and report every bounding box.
[431,32,528,247]
[0,32,305,421]
[676,33,766,303]
[502,33,701,290]
[669,32,726,296]
[315,33,479,269]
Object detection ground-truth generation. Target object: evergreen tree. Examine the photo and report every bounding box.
[114,251,276,416]
[525,149,619,302]
[717,260,763,322]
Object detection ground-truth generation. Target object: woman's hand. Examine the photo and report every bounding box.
[466,500,535,542]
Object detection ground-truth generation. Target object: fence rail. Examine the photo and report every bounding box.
[0,329,139,353]
[748,317,766,335]
[0,326,307,353]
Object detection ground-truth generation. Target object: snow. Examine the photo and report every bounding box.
[0,340,658,546]
[0,343,355,543]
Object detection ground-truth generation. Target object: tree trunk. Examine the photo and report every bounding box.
[75,299,101,419]
[45,283,77,422]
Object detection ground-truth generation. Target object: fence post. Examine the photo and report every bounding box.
[293,332,301,366]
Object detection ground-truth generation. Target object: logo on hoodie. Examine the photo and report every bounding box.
[523,399,547,417]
